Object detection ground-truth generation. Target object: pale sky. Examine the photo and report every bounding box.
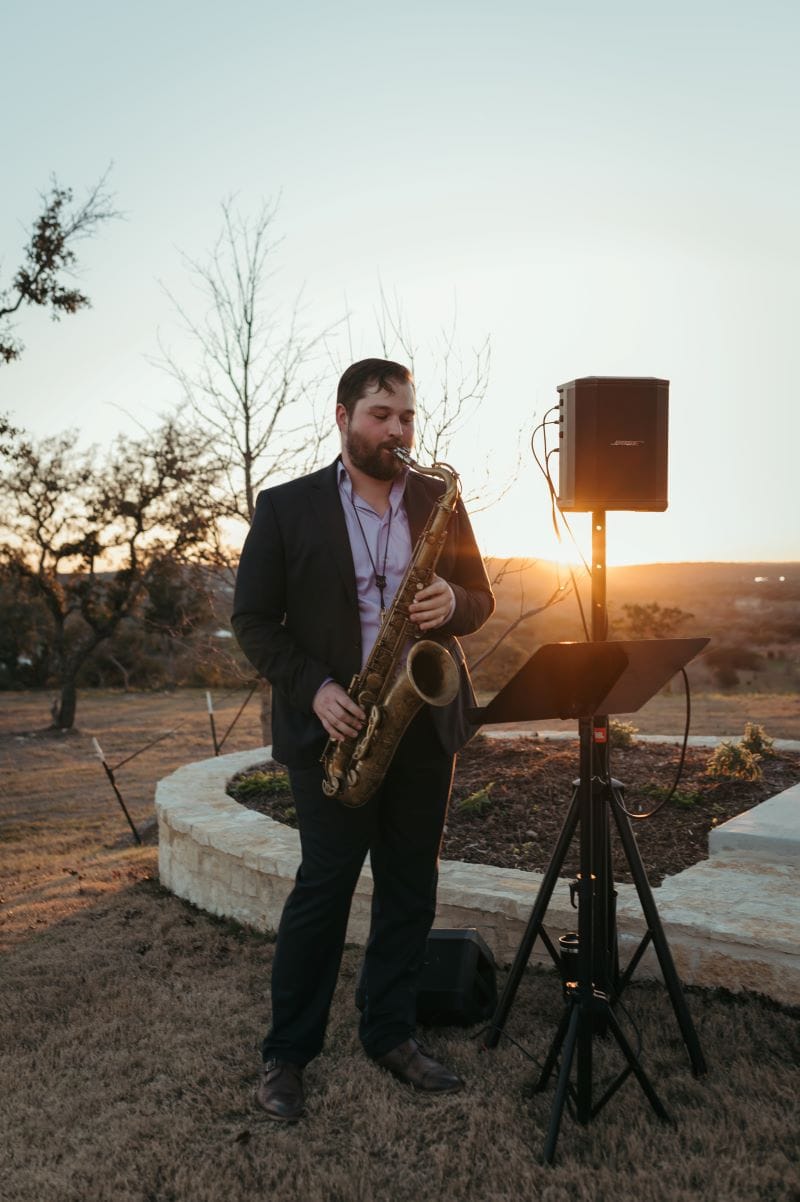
[2,0,798,565]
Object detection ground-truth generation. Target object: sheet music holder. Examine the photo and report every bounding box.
[469,637,709,726]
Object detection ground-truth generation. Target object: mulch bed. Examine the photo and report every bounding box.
[228,736,800,886]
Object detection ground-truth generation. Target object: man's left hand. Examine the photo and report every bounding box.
[408,575,455,632]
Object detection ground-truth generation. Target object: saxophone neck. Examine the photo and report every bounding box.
[392,447,460,507]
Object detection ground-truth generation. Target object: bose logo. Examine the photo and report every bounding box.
[611,440,645,447]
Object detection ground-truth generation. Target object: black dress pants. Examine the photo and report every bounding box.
[262,710,454,1066]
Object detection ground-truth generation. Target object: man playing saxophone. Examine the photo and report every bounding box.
[232,358,495,1121]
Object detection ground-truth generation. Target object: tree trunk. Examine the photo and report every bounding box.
[54,675,78,729]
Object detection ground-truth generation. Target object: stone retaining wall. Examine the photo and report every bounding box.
[156,745,800,1005]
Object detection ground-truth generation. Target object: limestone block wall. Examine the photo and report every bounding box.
[156,745,800,1006]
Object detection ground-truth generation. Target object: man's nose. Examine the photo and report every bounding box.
[386,414,403,437]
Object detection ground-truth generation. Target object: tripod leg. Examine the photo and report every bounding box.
[484,786,580,1049]
[609,788,707,1076]
[534,997,573,1093]
[603,1006,670,1122]
[542,1003,580,1165]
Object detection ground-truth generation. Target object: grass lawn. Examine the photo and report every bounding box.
[1,688,798,1201]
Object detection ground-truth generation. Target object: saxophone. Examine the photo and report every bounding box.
[321,447,461,807]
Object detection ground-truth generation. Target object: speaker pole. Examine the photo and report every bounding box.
[590,511,617,1000]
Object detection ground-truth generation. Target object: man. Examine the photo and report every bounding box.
[232,358,494,1121]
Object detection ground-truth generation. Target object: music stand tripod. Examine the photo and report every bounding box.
[469,636,709,1164]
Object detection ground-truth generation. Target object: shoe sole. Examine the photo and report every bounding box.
[254,1091,306,1121]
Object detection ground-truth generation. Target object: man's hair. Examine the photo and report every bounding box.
[336,358,413,417]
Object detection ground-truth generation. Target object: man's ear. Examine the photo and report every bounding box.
[335,403,348,435]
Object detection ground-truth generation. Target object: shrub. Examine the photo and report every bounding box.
[740,722,776,758]
[456,783,495,815]
[608,720,638,749]
[706,742,762,782]
[231,770,291,798]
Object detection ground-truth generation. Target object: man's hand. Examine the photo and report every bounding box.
[313,681,366,740]
[407,575,455,632]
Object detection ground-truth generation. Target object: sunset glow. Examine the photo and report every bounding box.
[2,2,797,565]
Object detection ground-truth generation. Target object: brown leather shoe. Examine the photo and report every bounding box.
[255,1059,305,1121]
[374,1038,464,1093]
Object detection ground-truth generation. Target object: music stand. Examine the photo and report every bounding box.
[470,636,709,1164]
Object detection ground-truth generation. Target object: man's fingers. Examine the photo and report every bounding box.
[314,682,365,739]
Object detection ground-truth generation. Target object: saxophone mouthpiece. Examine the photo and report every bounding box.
[392,446,413,467]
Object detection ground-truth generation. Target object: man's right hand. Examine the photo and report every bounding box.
[313,681,366,741]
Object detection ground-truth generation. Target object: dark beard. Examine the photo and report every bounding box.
[345,430,403,481]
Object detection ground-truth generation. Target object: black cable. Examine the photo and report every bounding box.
[615,668,693,821]
[530,408,592,631]
[473,1022,555,1084]
[568,565,591,641]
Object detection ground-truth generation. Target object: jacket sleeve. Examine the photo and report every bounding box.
[231,490,332,714]
[438,495,495,637]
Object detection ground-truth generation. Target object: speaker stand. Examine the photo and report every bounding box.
[479,513,706,1164]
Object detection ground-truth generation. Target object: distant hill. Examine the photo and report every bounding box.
[464,560,800,694]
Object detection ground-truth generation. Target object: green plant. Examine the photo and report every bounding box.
[637,783,702,809]
[705,742,762,782]
[231,770,291,798]
[456,783,495,814]
[608,719,638,749]
[740,722,775,758]
[670,788,703,809]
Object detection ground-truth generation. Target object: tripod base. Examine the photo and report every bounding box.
[486,768,705,1164]
[534,985,670,1164]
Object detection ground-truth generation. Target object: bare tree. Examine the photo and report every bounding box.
[1,172,118,364]
[159,198,343,739]
[0,419,222,728]
[159,198,335,525]
[367,287,558,670]
[371,284,497,498]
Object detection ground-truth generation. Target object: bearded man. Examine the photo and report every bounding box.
[232,358,494,1120]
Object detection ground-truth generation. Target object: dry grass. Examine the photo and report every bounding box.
[2,689,799,1201]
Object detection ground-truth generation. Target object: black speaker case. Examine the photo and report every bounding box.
[557,376,669,512]
[417,928,498,1027]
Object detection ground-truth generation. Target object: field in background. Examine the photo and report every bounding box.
[0,689,262,949]
[467,559,800,704]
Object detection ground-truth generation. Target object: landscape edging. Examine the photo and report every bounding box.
[155,740,800,1005]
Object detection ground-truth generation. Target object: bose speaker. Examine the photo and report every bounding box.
[354,928,497,1028]
[416,929,497,1027]
[557,376,669,512]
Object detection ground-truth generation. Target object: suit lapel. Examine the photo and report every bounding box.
[310,459,358,607]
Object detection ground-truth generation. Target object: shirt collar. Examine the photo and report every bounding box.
[337,456,409,515]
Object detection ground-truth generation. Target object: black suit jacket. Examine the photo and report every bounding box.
[232,458,495,767]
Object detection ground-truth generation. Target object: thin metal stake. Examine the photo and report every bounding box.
[206,691,220,756]
[92,738,142,844]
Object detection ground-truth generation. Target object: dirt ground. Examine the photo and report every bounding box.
[0,689,263,949]
[233,736,800,887]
